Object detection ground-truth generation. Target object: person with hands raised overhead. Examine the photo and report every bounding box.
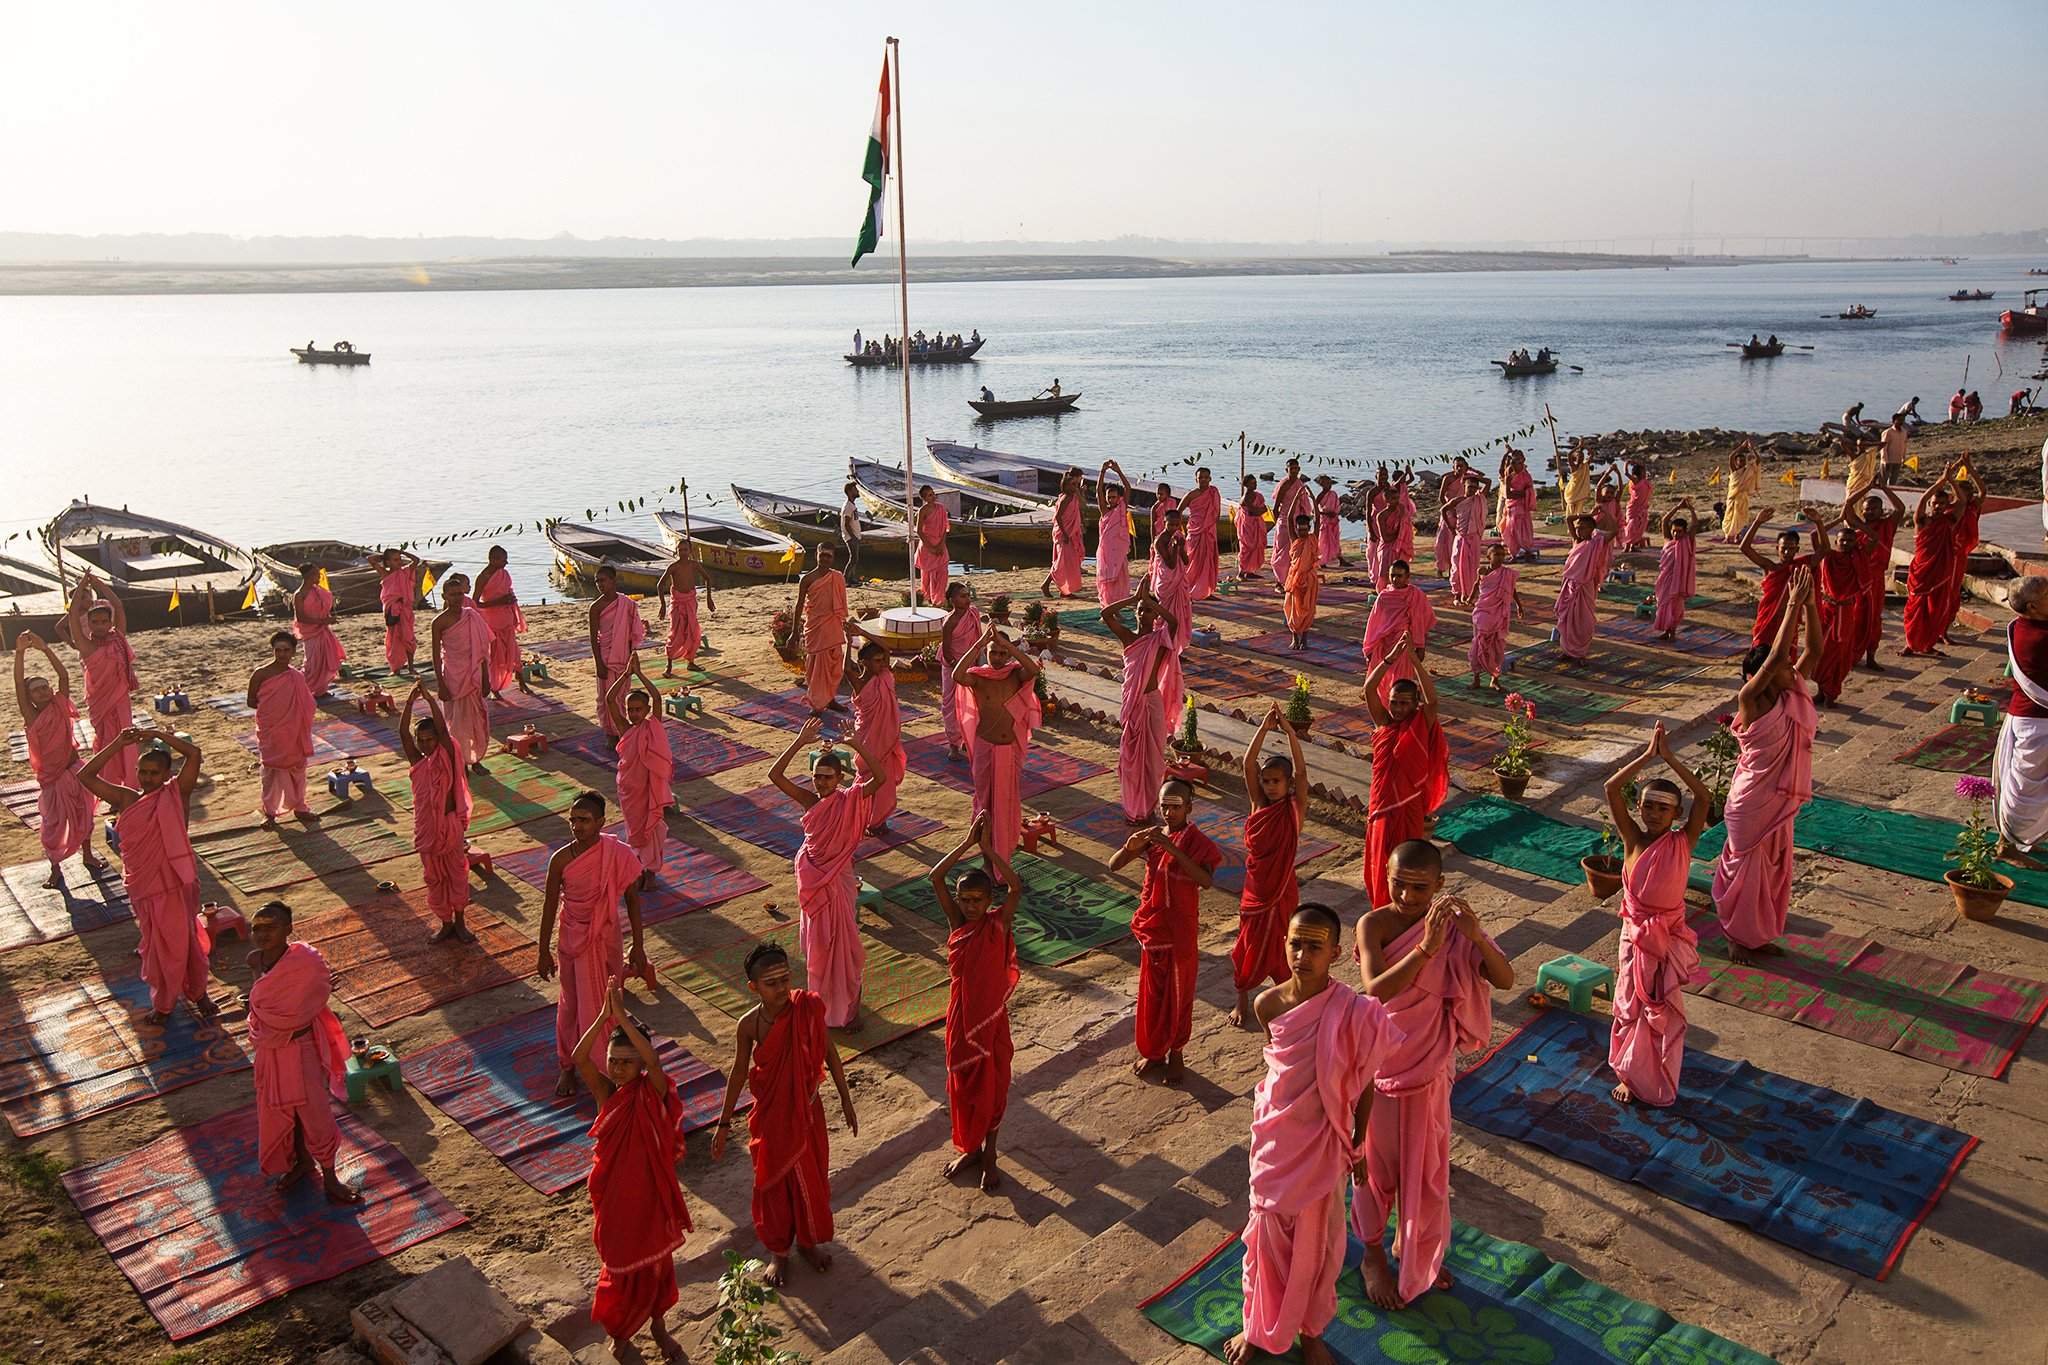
[1361,631,1448,911]
[771,716,880,1033]
[399,683,474,942]
[1230,703,1306,1027]
[537,792,651,1097]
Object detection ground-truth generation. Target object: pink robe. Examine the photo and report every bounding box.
[380,567,417,672]
[1711,680,1817,950]
[555,834,641,1068]
[1235,493,1268,576]
[962,664,1040,861]
[794,783,871,1028]
[801,570,847,714]
[851,670,906,826]
[1360,586,1436,700]
[1553,533,1607,660]
[595,594,648,737]
[1467,565,1517,678]
[940,607,982,749]
[1498,472,1535,559]
[1350,915,1495,1306]
[1242,983,1397,1353]
[249,942,350,1176]
[25,698,93,862]
[1095,501,1133,606]
[915,501,950,605]
[1653,535,1697,634]
[1611,830,1699,1107]
[1623,477,1654,547]
[255,667,316,819]
[1315,491,1343,566]
[1049,495,1085,596]
[409,749,472,923]
[1117,624,1171,822]
[293,587,345,696]
[616,714,674,876]
[82,628,141,787]
[1153,550,1192,656]
[1184,485,1223,599]
[475,566,527,692]
[438,604,493,765]
[1451,490,1486,600]
[1270,481,1311,586]
[1431,485,1458,578]
[115,784,210,1013]
[666,582,702,665]
[1395,487,1418,564]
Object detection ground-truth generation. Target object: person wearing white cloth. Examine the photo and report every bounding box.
[1995,575,2048,858]
[2040,433,2048,538]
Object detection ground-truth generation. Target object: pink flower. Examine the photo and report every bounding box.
[1716,713,1734,727]
[1955,776,1994,802]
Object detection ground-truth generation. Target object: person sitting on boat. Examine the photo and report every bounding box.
[307,338,316,352]
[1748,334,1760,348]
[1047,379,1062,399]
[335,340,353,353]
[970,329,981,344]
[1766,335,1778,348]
[1536,347,1551,364]
[854,329,862,353]
[980,386,995,403]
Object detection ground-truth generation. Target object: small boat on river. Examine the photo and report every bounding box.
[1947,290,1996,302]
[291,342,371,365]
[545,521,672,594]
[651,512,801,580]
[849,458,1054,552]
[2001,289,2048,337]
[1738,339,1786,358]
[968,392,1081,418]
[923,440,1235,547]
[1492,353,1559,377]
[1837,305,1877,320]
[252,541,450,614]
[844,336,985,368]
[729,486,891,551]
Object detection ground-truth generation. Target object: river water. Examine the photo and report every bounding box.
[3,256,2040,599]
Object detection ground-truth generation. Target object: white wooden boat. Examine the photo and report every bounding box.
[730,486,892,550]
[651,511,801,580]
[545,521,672,594]
[43,500,259,627]
[923,440,1233,546]
[253,540,450,615]
[849,458,1055,551]
[0,549,69,644]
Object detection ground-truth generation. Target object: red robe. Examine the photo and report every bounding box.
[589,1071,691,1341]
[1902,513,1960,653]
[747,989,834,1256]
[1131,824,1222,1061]
[1232,802,1299,993]
[1941,503,1982,639]
[945,914,1018,1154]
[1855,520,1897,659]
[1365,714,1449,909]
[1813,549,1867,702]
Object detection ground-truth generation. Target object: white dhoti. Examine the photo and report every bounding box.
[1997,619,2048,852]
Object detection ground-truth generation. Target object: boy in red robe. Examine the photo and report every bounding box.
[1232,704,1305,1028]
[575,982,691,1362]
[590,565,649,740]
[1283,513,1322,649]
[951,626,1041,860]
[1902,466,1965,657]
[1806,510,1868,706]
[1112,778,1222,1083]
[474,544,529,696]
[1846,485,1906,667]
[1360,634,1449,909]
[373,548,425,676]
[712,944,860,1287]
[930,814,1021,1192]
[247,901,361,1204]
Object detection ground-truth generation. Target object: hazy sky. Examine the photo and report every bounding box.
[6,1,2043,245]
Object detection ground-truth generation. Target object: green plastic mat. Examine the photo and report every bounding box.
[1433,796,1607,884]
[867,850,1138,965]
[1599,582,1716,611]
[388,753,586,836]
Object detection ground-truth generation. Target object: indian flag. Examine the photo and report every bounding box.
[850,55,891,267]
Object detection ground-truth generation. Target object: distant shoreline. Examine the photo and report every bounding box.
[0,250,1807,297]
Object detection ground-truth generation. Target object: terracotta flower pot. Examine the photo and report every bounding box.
[1581,854,1623,900]
[1946,870,2012,922]
[1287,715,1313,737]
[1496,770,1530,800]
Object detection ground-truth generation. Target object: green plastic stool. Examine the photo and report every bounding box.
[1534,954,1616,1014]
[1633,599,1655,620]
[663,692,704,720]
[344,1046,403,1103]
[519,659,551,685]
[1949,697,2001,726]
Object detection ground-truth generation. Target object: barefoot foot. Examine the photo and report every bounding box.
[555,1067,575,1099]
[943,1150,982,1179]
[323,1168,364,1205]
[1359,1243,1402,1309]
[1133,1056,1161,1079]
[430,922,462,943]
[1164,1052,1186,1084]
[798,1244,832,1274]
[274,1154,313,1195]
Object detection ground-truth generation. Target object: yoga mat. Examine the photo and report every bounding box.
[487,684,572,727]
[407,1005,745,1194]
[301,888,535,1027]
[1053,608,1132,639]
[1604,617,1752,659]
[902,731,1109,799]
[1143,1218,1774,1365]
[200,692,255,720]
[724,687,927,736]
[870,850,1138,966]
[0,855,131,952]
[1692,795,2048,912]
[1509,641,1710,691]
[525,636,661,663]
[550,724,769,785]
[688,784,943,861]
[192,811,412,895]
[1434,797,1605,884]
[1686,909,2048,1078]
[1236,630,1366,673]
[1436,673,1626,727]
[63,1100,467,1341]
[0,967,248,1137]
[1599,582,1716,611]
[387,752,586,836]
[1893,723,1995,776]
[1453,1011,1975,1279]
[1178,653,1302,701]
[666,918,948,1059]
[1319,707,1524,773]
[1059,804,1339,896]
[235,713,405,766]
[0,777,43,832]
[495,820,768,926]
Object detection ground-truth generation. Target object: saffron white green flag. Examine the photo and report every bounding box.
[851,56,891,267]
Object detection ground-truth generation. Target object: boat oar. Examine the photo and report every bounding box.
[1568,365,1584,373]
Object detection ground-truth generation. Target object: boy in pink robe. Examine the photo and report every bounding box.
[247,902,361,1204]
[1553,515,1610,660]
[14,630,101,885]
[772,719,880,1031]
[1235,477,1268,578]
[374,548,424,675]
[290,567,345,697]
[846,629,907,832]
[1652,501,1699,640]
[67,579,141,787]
[1105,591,1172,824]
[951,628,1041,861]
[1466,546,1525,688]
[1313,476,1345,567]
[1431,466,1465,579]
[940,583,982,761]
[1229,904,1395,1365]
[1713,568,1822,962]
[79,727,212,1021]
[791,545,848,716]
[539,793,652,1095]
[1622,462,1654,550]
[1355,840,1514,1308]
[474,545,528,695]
[1184,469,1224,598]
[1602,724,1712,1107]
[1499,452,1537,560]
[432,574,494,771]
[400,686,474,940]
[1450,473,1489,604]
[1359,562,1436,700]
[915,488,951,606]
[605,660,674,887]
[589,565,649,739]
[1042,472,1087,598]
[656,541,712,678]
[1095,462,1135,606]
[248,631,316,825]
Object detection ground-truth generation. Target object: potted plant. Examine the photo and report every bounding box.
[1582,812,1624,900]
[1492,691,1536,799]
[1696,713,1739,825]
[769,609,804,675]
[893,643,935,684]
[1021,602,1061,653]
[1946,775,2012,921]
[1033,668,1057,718]
[1284,673,1313,737]
[1168,696,1208,782]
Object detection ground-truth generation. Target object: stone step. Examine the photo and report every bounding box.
[989,1212,1241,1365]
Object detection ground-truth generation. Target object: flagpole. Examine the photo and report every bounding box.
[887,35,919,610]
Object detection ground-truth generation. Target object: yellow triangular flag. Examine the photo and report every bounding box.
[1778,469,1797,485]
[1126,506,1136,537]
[1904,454,1920,471]
[779,542,799,567]
[419,564,438,595]
[239,581,256,610]
[1820,457,1831,478]
[978,527,988,548]
[317,567,330,589]
[167,585,181,611]
[1666,470,1677,485]
[1262,508,1275,525]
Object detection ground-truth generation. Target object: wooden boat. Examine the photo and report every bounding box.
[1837,306,1876,320]
[1491,355,1558,377]
[729,486,890,551]
[844,337,985,368]
[0,549,70,645]
[43,500,259,628]
[252,540,451,615]
[651,512,801,580]
[2001,288,2048,337]
[1739,340,1785,358]
[291,344,370,365]
[544,521,672,594]
[2028,268,2048,277]
[1947,290,1996,302]
[968,392,1081,418]
[849,458,1054,551]
[922,440,1235,547]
